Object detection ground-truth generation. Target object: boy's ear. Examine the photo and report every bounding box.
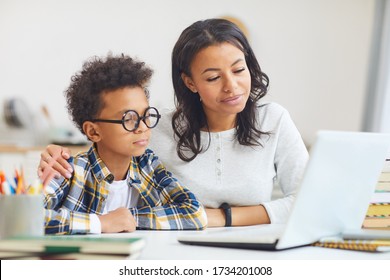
[83,121,101,142]
[181,73,198,93]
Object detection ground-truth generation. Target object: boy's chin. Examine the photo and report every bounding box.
[131,148,147,157]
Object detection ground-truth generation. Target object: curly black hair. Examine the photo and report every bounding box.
[65,54,153,134]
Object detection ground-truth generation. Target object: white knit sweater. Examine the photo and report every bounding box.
[149,102,309,224]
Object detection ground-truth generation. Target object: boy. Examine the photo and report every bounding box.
[41,54,207,234]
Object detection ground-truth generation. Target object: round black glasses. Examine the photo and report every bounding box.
[91,107,161,132]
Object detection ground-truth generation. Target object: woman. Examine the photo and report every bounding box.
[38,18,308,227]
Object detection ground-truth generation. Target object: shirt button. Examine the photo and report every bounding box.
[217,159,221,163]
[216,134,220,139]
[107,174,114,182]
[216,147,220,151]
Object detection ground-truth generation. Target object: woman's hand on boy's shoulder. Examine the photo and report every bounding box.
[38,144,73,179]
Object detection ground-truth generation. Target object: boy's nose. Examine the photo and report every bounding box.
[134,119,148,133]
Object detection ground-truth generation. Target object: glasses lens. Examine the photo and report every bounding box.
[123,111,139,131]
[144,107,160,128]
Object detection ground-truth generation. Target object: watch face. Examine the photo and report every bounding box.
[220,202,230,209]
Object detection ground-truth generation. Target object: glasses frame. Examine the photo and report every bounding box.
[91,107,161,132]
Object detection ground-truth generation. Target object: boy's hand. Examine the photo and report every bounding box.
[38,145,73,179]
[98,207,136,233]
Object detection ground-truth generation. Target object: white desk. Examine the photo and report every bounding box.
[3,226,390,280]
[103,226,390,260]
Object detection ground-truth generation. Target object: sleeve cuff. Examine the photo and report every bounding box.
[89,214,102,234]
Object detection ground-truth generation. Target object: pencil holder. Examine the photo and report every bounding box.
[0,195,44,239]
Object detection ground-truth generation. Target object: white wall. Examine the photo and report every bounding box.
[0,0,375,146]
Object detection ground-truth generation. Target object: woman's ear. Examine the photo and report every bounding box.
[83,121,101,142]
[181,73,198,93]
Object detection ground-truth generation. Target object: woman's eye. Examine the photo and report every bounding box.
[234,67,246,73]
[207,76,220,82]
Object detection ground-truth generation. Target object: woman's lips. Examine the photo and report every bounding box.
[221,95,243,105]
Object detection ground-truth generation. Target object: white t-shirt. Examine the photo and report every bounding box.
[149,102,309,224]
[90,179,139,233]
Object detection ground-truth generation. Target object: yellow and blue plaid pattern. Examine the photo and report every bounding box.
[44,145,207,234]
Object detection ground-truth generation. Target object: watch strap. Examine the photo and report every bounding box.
[219,202,232,227]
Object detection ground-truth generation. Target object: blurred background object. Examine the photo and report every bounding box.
[0,97,87,147]
[0,0,383,147]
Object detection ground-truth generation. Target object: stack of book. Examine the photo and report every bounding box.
[0,235,145,260]
[313,239,390,252]
[363,159,390,229]
[312,230,390,252]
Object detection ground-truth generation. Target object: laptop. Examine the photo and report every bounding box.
[178,131,390,250]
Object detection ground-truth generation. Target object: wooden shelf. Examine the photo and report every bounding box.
[0,145,89,155]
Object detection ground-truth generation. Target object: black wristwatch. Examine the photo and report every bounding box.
[219,202,232,227]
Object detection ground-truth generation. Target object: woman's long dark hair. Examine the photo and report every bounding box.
[171,18,269,162]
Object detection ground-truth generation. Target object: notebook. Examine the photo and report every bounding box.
[0,235,145,259]
[177,131,390,250]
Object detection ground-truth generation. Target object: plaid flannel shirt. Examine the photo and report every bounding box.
[44,145,207,234]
